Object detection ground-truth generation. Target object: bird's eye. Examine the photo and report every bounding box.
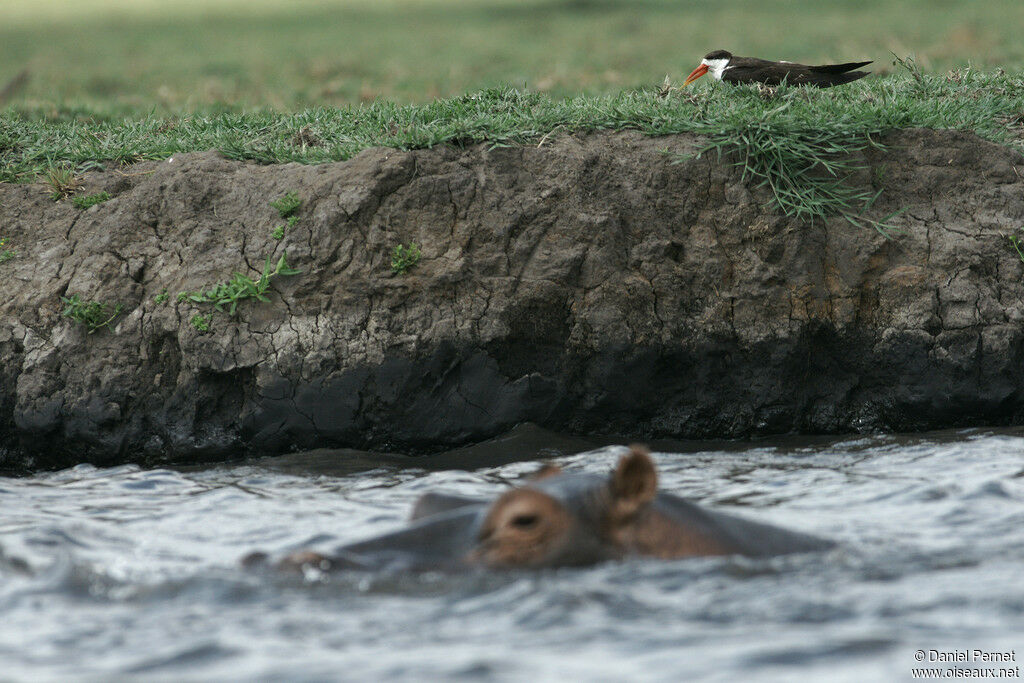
[510,514,539,529]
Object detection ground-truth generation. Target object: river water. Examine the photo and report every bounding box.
[2,427,1023,681]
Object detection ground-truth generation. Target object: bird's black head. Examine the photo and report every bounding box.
[703,50,732,61]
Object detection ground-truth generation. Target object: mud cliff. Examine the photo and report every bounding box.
[2,129,1023,471]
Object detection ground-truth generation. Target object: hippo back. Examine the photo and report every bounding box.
[651,493,834,556]
[332,504,487,571]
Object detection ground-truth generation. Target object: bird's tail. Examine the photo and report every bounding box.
[811,60,872,74]
[821,71,871,87]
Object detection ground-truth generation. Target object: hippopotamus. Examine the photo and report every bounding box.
[253,446,833,573]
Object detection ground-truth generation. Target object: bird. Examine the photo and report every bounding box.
[684,50,871,88]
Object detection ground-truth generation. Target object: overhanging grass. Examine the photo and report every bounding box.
[1,67,1023,186]
[691,117,899,234]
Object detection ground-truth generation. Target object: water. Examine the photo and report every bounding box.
[2,428,1023,681]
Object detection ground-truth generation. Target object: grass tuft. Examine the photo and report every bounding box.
[690,112,905,236]
[71,191,111,209]
[270,191,302,218]
[45,165,82,201]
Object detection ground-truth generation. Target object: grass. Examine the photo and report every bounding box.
[391,243,422,275]
[60,294,123,333]
[179,252,302,316]
[2,66,1022,183]
[688,114,905,236]
[270,191,302,218]
[270,193,302,240]
[3,0,1024,111]
[44,165,81,200]
[71,191,111,209]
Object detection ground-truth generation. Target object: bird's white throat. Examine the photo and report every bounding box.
[701,58,730,81]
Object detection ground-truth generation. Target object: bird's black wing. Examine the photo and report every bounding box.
[722,56,870,87]
[720,57,808,86]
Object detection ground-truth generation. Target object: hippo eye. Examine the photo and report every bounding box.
[510,513,539,529]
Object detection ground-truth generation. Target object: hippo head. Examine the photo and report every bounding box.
[264,445,831,573]
[468,446,730,568]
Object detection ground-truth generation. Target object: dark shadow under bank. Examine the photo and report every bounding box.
[242,331,1024,452]
[4,327,1024,476]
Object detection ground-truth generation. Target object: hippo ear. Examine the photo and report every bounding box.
[609,445,658,520]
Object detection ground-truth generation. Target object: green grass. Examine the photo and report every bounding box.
[60,294,123,333]
[43,165,80,200]
[179,252,302,316]
[71,191,111,209]
[2,67,1022,186]
[3,0,1024,111]
[689,115,905,236]
[270,191,302,218]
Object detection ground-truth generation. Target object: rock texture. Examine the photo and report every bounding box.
[2,129,1024,472]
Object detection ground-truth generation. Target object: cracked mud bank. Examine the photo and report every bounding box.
[2,129,1024,471]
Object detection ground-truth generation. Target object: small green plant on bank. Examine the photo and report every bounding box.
[0,237,14,264]
[272,215,300,241]
[270,191,301,218]
[60,294,123,333]
[154,289,169,304]
[179,252,302,315]
[1009,232,1024,263]
[71,191,111,209]
[391,242,422,274]
[45,165,81,201]
[190,313,211,332]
